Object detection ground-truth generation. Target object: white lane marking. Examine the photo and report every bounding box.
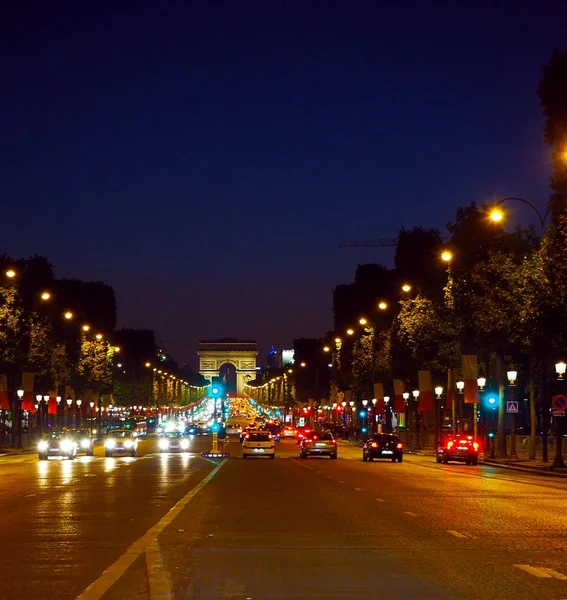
[515,565,567,580]
[75,459,226,600]
[25,493,36,497]
[403,511,418,517]
[354,487,363,492]
[325,475,332,478]
[446,530,466,538]
[514,565,552,578]
[338,480,345,484]
[376,498,385,502]
[145,538,172,599]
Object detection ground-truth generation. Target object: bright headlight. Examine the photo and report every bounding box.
[60,440,73,452]
[159,439,169,450]
[80,439,91,448]
[124,440,133,449]
[105,439,116,449]
[37,441,48,451]
[180,439,190,450]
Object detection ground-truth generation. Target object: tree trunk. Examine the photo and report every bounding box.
[529,379,537,460]
[542,357,549,463]
[497,382,507,458]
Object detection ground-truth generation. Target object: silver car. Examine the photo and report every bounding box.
[299,432,337,459]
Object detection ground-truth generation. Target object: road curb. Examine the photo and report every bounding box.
[481,460,567,478]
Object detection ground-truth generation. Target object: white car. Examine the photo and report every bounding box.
[104,430,138,457]
[242,431,275,459]
[225,425,242,436]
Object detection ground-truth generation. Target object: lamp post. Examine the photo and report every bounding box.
[412,390,420,449]
[456,380,464,434]
[349,400,354,432]
[489,197,550,237]
[507,369,519,460]
[35,394,42,438]
[384,396,391,433]
[89,401,95,431]
[16,389,24,448]
[362,399,368,434]
[66,398,73,428]
[56,396,61,430]
[477,377,486,448]
[552,362,566,469]
[43,395,49,432]
[76,399,82,428]
[403,392,410,447]
[434,386,443,446]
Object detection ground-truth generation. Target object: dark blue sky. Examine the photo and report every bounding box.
[2,0,566,366]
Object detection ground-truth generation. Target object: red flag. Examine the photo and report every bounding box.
[0,375,9,410]
[373,383,385,414]
[393,379,405,413]
[418,370,434,412]
[21,372,36,412]
[462,355,479,404]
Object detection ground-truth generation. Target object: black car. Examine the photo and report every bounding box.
[436,436,479,465]
[362,433,403,463]
[67,428,94,456]
[37,433,78,460]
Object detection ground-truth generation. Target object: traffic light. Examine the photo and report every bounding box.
[484,390,498,410]
[210,384,223,399]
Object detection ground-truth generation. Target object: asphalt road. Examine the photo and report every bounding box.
[0,436,566,600]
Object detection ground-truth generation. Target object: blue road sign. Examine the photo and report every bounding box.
[506,401,519,414]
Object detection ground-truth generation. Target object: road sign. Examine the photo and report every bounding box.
[552,395,567,411]
[506,401,519,414]
[553,410,566,417]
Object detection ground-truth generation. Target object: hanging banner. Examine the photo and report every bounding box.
[462,355,479,404]
[21,372,36,412]
[0,375,9,410]
[48,390,58,415]
[418,370,434,412]
[373,383,385,414]
[393,379,405,413]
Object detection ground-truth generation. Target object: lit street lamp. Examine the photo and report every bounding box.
[553,362,566,469]
[507,369,519,460]
[412,390,420,450]
[76,399,83,428]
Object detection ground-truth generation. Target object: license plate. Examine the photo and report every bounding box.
[315,443,326,447]
[253,448,264,453]
[382,450,393,454]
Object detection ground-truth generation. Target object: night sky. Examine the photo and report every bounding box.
[2,1,566,366]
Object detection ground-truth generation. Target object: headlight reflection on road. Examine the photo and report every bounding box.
[61,460,74,485]
[180,452,190,468]
[160,452,170,475]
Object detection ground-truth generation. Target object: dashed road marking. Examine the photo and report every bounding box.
[325,475,332,478]
[338,480,345,484]
[403,511,418,517]
[376,498,385,502]
[24,493,36,497]
[146,538,172,599]
[74,459,226,600]
[515,565,567,580]
[354,487,363,491]
[446,530,466,538]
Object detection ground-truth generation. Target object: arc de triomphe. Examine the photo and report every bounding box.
[198,339,258,396]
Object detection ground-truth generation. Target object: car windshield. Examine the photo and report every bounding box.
[247,433,271,442]
[164,432,182,438]
[109,431,133,438]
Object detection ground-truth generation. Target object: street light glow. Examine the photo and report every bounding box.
[40,292,51,300]
[490,208,504,223]
[334,337,341,343]
[95,333,103,340]
[323,346,330,352]
[64,311,73,320]
[401,284,411,292]
[346,328,354,335]
[441,250,453,262]
[359,317,368,325]
[377,302,387,310]
[5,269,16,278]
[300,362,306,367]
[82,324,90,332]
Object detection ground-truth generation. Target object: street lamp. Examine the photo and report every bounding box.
[506,368,519,460]
[488,197,550,236]
[435,386,443,399]
[456,380,465,394]
[553,362,567,469]
[334,337,341,344]
[64,311,73,320]
[441,250,453,262]
[477,377,486,390]
[40,292,51,301]
[5,269,16,279]
[82,324,90,332]
[377,301,387,310]
[346,328,354,335]
[401,284,411,293]
[555,361,566,380]
[76,399,82,428]
[359,318,367,326]
[323,346,330,352]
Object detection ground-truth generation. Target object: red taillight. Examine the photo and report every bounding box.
[473,442,479,451]
[330,439,336,444]
[396,443,403,449]
[371,442,378,448]
[447,441,454,449]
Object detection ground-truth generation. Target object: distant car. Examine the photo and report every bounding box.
[67,428,94,456]
[104,430,138,457]
[281,426,297,438]
[437,436,479,465]
[158,432,190,452]
[240,427,257,443]
[242,431,275,459]
[38,434,78,460]
[185,424,204,436]
[295,427,313,445]
[362,434,403,463]
[225,425,242,436]
[300,432,337,459]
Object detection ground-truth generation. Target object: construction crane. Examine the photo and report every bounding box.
[339,238,397,248]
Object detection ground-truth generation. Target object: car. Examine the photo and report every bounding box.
[240,426,257,443]
[158,432,190,452]
[104,429,138,457]
[295,427,313,445]
[362,433,403,462]
[38,433,78,460]
[299,432,337,459]
[185,424,204,436]
[225,425,242,435]
[67,428,94,456]
[242,431,276,459]
[436,435,479,465]
[281,426,297,438]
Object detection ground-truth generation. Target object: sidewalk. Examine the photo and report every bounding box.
[481,457,567,477]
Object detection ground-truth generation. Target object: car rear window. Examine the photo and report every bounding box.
[373,435,398,443]
[248,433,271,442]
[315,433,334,440]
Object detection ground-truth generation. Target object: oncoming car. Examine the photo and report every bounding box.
[67,428,94,456]
[104,430,138,457]
[158,432,190,452]
[38,433,78,460]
